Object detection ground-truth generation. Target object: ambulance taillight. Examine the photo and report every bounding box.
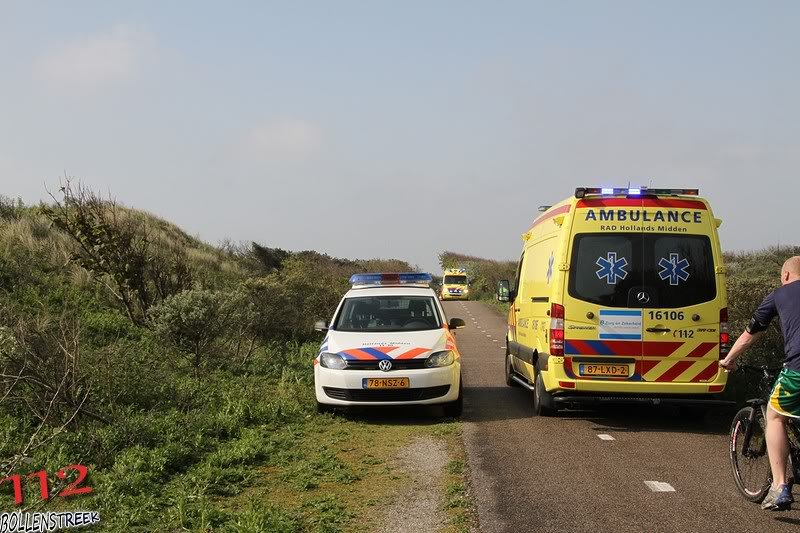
[719,307,730,358]
[550,303,565,356]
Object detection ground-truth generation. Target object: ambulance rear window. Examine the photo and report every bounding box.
[568,234,716,308]
[444,275,467,285]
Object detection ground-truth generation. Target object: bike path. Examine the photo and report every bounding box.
[445,300,800,533]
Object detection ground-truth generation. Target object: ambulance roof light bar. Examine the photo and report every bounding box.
[349,272,433,287]
[575,187,699,199]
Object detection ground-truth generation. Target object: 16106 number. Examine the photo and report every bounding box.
[648,311,684,321]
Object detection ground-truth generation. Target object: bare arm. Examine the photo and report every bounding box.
[720,330,765,370]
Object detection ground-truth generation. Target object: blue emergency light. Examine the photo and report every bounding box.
[349,272,433,287]
[575,187,699,199]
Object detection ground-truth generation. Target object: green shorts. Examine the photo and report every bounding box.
[769,368,800,419]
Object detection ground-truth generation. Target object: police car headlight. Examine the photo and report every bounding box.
[425,350,455,368]
[320,352,347,370]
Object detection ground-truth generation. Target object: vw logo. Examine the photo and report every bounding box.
[637,292,651,304]
[378,359,393,372]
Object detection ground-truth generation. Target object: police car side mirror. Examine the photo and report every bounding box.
[497,280,511,302]
[449,318,466,330]
[314,320,328,332]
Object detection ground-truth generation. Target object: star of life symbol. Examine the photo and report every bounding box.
[658,253,690,286]
[546,252,555,284]
[595,252,628,284]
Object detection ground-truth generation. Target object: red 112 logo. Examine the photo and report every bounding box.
[1,465,93,506]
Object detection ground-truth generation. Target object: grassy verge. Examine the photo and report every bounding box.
[480,297,509,318]
[440,425,477,533]
[3,341,475,532]
[219,415,476,533]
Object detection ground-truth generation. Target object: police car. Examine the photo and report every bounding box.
[314,273,465,416]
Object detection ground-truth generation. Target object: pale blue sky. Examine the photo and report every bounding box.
[2,1,799,272]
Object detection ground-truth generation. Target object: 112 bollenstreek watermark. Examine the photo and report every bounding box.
[0,512,100,532]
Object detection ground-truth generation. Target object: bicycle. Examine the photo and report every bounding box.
[729,364,800,502]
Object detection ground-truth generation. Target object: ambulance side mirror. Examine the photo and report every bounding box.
[314,320,329,332]
[497,280,511,302]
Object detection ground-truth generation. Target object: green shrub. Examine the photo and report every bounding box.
[0,195,24,220]
[149,289,236,369]
[726,275,784,367]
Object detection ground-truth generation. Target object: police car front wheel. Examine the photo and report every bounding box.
[443,381,463,418]
[316,401,335,415]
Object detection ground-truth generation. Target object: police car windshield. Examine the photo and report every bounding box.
[444,275,467,285]
[568,233,716,308]
[334,296,442,332]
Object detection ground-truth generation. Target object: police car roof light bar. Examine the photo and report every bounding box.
[349,272,433,287]
[575,187,699,198]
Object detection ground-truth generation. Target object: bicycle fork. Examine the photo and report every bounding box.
[741,401,768,458]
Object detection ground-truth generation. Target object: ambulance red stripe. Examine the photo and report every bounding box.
[600,341,641,356]
[655,361,695,382]
[640,360,660,376]
[691,361,720,382]
[530,204,571,229]
[687,342,717,358]
[576,198,707,210]
[643,342,684,357]
[565,340,685,357]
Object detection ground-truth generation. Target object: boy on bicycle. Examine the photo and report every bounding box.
[721,256,800,511]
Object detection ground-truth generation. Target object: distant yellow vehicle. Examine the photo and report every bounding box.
[441,269,469,300]
[497,187,731,415]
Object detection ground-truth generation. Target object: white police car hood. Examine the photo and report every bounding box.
[320,329,453,362]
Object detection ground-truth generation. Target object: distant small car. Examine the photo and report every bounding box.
[314,272,465,416]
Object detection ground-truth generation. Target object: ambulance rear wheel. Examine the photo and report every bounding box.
[505,351,517,387]
[533,372,556,417]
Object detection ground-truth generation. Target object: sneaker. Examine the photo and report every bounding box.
[761,484,794,511]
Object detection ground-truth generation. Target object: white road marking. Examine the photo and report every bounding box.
[644,481,675,492]
[493,339,498,342]
[597,434,615,441]
[486,334,492,338]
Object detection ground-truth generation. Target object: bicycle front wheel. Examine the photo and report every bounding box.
[729,406,771,502]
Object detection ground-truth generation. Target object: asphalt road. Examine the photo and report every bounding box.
[443,300,800,533]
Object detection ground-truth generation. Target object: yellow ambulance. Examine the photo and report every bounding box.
[441,268,470,301]
[497,187,732,415]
